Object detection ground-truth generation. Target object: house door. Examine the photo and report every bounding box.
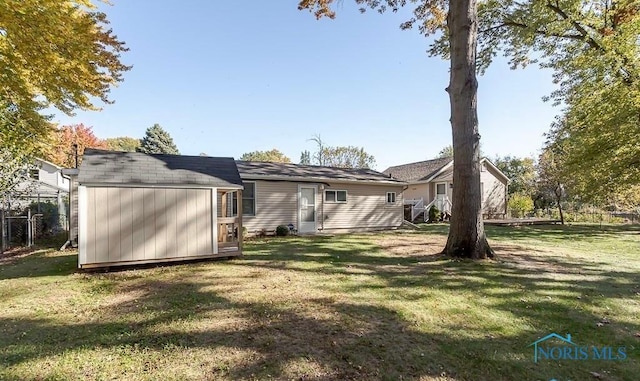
[298,185,317,233]
[435,182,447,212]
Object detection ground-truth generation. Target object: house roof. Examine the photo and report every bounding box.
[382,157,453,183]
[236,161,404,184]
[78,149,243,188]
[383,157,510,184]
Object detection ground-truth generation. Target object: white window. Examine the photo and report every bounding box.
[325,190,347,203]
[232,182,256,216]
[386,192,396,204]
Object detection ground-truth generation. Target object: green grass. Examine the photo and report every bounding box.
[1,224,639,380]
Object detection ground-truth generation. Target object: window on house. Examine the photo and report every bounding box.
[325,190,347,203]
[232,182,256,216]
[29,169,39,180]
[386,192,396,204]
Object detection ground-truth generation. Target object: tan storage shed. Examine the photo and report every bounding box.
[75,149,244,269]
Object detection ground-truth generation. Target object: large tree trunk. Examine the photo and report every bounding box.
[443,0,494,259]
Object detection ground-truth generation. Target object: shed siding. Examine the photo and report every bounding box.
[243,181,298,232]
[84,187,213,265]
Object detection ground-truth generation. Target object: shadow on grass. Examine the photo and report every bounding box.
[1,227,639,380]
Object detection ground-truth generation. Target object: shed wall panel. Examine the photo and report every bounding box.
[83,187,214,266]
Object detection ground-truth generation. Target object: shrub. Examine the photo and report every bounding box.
[428,205,440,223]
[508,193,534,218]
[275,225,289,237]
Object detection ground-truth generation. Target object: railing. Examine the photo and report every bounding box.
[443,198,452,214]
[217,217,241,252]
[411,198,424,222]
[423,199,436,222]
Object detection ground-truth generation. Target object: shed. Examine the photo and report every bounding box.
[74,149,244,269]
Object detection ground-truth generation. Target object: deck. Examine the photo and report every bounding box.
[484,218,562,226]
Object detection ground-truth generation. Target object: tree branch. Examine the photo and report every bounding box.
[480,21,584,40]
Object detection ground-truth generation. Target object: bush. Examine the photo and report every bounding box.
[428,205,440,223]
[508,193,534,218]
[275,225,289,237]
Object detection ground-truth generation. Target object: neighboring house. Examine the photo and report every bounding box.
[67,149,244,269]
[6,158,70,230]
[383,157,508,221]
[235,161,406,234]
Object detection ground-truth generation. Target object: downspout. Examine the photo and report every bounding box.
[320,184,324,231]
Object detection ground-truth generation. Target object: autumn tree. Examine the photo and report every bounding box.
[321,146,376,169]
[298,0,640,258]
[137,124,180,155]
[0,106,38,200]
[105,137,141,152]
[44,124,107,168]
[240,149,292,163]
[307,135,376,168]
[0,0,130,151]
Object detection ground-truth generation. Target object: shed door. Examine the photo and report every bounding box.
[84,187,213,265]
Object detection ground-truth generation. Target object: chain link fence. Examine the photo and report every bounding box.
[1,207,69,253]
[509,208,639,224]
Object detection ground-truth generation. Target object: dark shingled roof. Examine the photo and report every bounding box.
[382,157,452,183]
[236,161,404,184]
[78,149,243,188]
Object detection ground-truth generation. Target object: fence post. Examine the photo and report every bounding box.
[27,209,31,247]
[1,209,4,254]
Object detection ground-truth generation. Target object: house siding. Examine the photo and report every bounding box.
[481,167,507,218]
[241,180,404,233]
[404,183,430,202]
[321,183,403,232]
[242,181,299,233]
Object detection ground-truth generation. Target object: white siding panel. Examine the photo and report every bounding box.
[404,184,430,202]
[481,168,507,217]
[321,183,403,231]
[243,181,298,232]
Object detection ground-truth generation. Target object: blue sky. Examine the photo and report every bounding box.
[54,1,559,171]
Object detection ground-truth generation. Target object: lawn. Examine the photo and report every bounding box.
[0,224,639,380]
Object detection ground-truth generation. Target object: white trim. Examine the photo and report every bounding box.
[480,157,510,183]
[239,174,403,186]
[78,182,243,190]
[241,181,256,216]
[298,184,318,234]
[324,189,347,203]
[78,186,88,268]
[212,188,218,255]
[386,191,397,204]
